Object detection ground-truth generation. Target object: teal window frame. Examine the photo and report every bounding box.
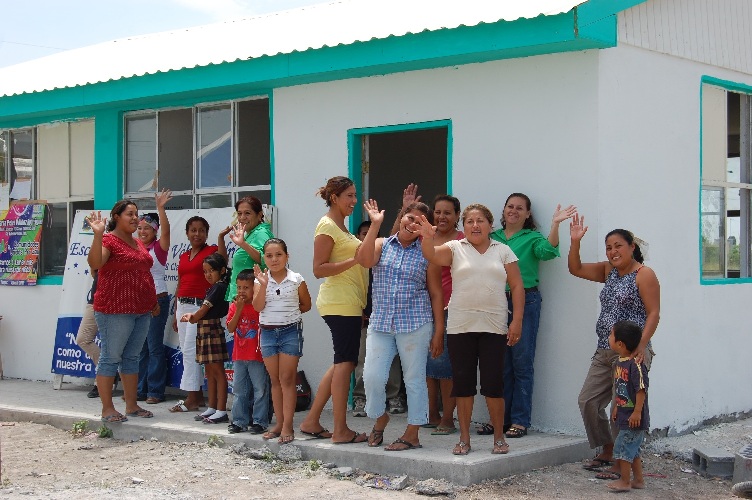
[347,119,453,231]
[700,76,752,285]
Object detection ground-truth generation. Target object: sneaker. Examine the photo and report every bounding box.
[387,398,406,414]
[249,423,267,434]
[227,423,247,434]
[87,385,99,398]
[352,398,367,417]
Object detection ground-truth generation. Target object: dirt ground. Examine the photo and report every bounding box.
[0,420,747,499]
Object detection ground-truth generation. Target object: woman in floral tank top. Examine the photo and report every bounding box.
[568,215,660,478]
[87,200,158,423]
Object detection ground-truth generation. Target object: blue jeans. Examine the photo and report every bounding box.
[231,360,270,428]
[503,289,542,429]
[137,295,170,399]
[94,312,151,377]
[364,322,432,426]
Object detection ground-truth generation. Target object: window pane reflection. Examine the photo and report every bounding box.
[196,106,232,189]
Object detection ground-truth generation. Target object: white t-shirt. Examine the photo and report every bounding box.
[257,269,305,325]
[445,238,518,335]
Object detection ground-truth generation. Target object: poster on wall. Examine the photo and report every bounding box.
[50,206,276,387]
[0,203,45,286]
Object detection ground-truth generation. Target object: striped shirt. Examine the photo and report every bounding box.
[257,269,305,325]
[369,235,433,333]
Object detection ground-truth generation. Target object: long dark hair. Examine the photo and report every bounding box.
[501,193,536,230]
[204,252,231,284]
[106,200,138,232]
[605,229,644,264]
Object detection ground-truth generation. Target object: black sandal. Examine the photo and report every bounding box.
[368,427,384,447]
[476,423,494,435]
[505,426,527,438]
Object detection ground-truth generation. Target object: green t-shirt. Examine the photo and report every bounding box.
[490,228,559,288]
[226,222,274,301]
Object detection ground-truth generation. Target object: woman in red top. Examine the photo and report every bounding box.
[169,216,218,413]
[87,200,158,423]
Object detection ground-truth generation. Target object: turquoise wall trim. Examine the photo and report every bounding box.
[0,8,627,127]
[37,276,63,286]
[93,110,123,209]
[347,120,453,228]
[699,76,752,285]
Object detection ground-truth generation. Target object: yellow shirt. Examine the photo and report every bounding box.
[314,216,368,317]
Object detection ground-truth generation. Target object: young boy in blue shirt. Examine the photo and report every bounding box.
[607,320,649,493]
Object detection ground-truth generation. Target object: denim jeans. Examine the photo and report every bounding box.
[94,312,151,377]
[231,360,270,428]
[137,295,170,399]
[503,289,542,429]
[260,321,303,358]
[363,321,432,426]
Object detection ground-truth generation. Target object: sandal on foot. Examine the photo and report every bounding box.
[101,414,128,423]
[421,422,439,429]
[476,423,494,435]
[452,441,471,455]
[595,471,622,480]
[431,426,458,436]
[583,457,614,470]
[505,426,527,438]
[126,408,153,418]
[168,400,198,413]
[492,440,510,454]
[333,431,368,444]
[263,431,281,440]
[368,427,385,447]
[278,434,295,444]
[145,397,162,404]
[300,428,332,439]
[385,438,422,451]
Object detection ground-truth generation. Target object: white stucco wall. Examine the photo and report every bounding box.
[273,50,601,435]
[597,43,752,432]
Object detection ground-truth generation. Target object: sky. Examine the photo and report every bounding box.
[0,0,324,68]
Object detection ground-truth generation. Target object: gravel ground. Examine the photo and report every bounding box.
[1,418,751,499]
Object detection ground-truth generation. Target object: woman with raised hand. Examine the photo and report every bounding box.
[87,201,158,423]
[217,196,274,301]
[299,176,369,443]
[356,199,444,451]
[476,194,575,439]
[568,215,660,477]
[418,204,524,456]
[136,188,173,404]
[169,216,218,414]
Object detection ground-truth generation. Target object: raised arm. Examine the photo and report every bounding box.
[86,211,110,271]
[216,225,232,260]
[355,199,385,269]
[416,214,453,267]
[547,204,576,248]
[634,266,660,364]
[389,183,421,236]
[155,188,173,252]
[568,213,608,283]
[251,264,268,312]
[228,223,263,264]
[226,299,245,333]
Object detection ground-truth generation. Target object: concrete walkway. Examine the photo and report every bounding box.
[0,378,592,486]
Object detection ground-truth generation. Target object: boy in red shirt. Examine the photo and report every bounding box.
[226,271,269,434]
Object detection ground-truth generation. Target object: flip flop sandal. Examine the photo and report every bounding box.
[101,414,128,423]
[505,426,527,438]
[368,427,385,447]
[385,438,422,451]
[300,428,332,439]
[126,409,154,418]
[595,471,622,480]
[583,457,614,470]
[492,440,510,454]
[262,431,281,440]
[145,397,162,404]
[475,423,494,435]
[333,431,368,444]
[421,423,439,429]
[431,426,458,436]
[278,434,295,444]
[452,441,471,455]
[168,400,198,413]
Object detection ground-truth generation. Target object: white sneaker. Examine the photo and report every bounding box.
[352,398,366,417]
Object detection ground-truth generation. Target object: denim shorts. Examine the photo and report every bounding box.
[613,428,645,463]
[260,320,303,358]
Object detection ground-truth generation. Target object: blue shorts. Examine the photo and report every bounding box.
[260,320,303,358]
[426,326,452,379]
[613,428,645,463]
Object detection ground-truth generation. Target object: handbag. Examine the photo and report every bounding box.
[295,370,312,412]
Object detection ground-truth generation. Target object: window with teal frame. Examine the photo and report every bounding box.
[701,79,752,282]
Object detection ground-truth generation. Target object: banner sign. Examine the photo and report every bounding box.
[0,203,45,286]
[50,206,275,389]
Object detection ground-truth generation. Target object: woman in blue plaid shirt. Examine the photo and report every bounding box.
[356,199,444,451]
